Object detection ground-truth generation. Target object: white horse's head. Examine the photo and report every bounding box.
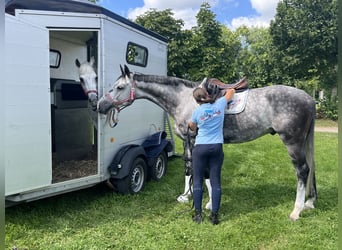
[98,64,135,115]
[75,57,98,110]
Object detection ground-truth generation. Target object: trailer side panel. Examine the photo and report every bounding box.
[5,14,51,195]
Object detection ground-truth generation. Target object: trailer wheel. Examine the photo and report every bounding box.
[151,151,167,181]
[116,157,147,194]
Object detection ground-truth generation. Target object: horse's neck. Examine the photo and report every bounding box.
[134,75,198,138]
[134,76,194,116]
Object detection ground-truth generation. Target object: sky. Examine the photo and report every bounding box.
[97,0,281,30]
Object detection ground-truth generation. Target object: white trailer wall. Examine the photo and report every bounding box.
[99,18,168,170]
[5,14,51,195]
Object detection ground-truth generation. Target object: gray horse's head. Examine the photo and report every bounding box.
[75,57,98,110]
[98,64,134,114]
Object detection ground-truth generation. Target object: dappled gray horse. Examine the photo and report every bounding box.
[98,65,317,221]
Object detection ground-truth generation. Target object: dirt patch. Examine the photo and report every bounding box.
[315,127,338,133]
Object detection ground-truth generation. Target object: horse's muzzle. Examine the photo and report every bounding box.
[97,99,113,114]
[89,97,98,111]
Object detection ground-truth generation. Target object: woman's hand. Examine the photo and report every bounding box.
[188,121,197,131]
[224,88,235,101]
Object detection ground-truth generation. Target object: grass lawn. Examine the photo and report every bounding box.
[5,131,337,249]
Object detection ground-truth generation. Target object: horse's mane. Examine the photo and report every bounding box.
[133,74,200,88]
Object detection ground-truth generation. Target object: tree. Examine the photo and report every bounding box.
[234,26,276,87]
[270,0,337,90]
[135,9,192,77]
[187,2,235,82]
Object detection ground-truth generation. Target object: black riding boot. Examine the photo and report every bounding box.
[192,210,202,224]
[209,212,219,225]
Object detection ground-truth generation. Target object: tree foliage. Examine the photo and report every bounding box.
[135,9,192,77]
[234,26,276,87]
[270,0,337,89]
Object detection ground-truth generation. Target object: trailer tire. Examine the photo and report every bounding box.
[116,157,147,194]
[151,151,167,181]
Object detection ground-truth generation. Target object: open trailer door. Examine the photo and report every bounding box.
[5,14,51,195]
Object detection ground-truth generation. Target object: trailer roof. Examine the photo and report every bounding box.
[5,0,168,43]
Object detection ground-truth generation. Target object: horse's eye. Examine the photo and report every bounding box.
[117,85,124,90]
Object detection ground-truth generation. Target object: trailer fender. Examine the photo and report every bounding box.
[108,145,147,179]
[142,131,173,162]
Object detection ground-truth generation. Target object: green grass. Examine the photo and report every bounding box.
[5,132,337,250]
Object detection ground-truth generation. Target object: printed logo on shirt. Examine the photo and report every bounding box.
[200,109,222,121]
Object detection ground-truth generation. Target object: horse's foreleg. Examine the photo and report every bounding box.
[177,175,192,203]
[205,178,212,210]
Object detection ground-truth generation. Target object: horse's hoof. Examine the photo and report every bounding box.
[177,195,190,203]
[289,212,300,221]
[304,200,315,210]
[205,201,212,210]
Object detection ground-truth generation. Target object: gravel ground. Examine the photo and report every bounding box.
[315,126,338,133]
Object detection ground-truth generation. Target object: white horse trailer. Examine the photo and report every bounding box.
[5,0,174,205]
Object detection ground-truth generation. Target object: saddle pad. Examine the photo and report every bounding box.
[225,90,249,114]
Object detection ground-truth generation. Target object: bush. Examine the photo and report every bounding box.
[316,96,338,120]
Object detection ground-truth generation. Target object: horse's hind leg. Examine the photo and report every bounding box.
[283,141,311,221]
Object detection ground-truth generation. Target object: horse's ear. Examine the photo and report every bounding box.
[120,64,125,76]
[89,56,95,66]
[124,65,130,77]
[75,59,81,68]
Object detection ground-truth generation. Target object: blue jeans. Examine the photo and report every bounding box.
[192,143,224,213]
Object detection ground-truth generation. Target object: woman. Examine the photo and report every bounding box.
[188,86,235,225]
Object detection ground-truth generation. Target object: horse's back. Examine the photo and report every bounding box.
[223,85,315,143]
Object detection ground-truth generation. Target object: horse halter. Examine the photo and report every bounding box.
[103,77,136,128]
[83,88,98,96]
[106,76,136,112]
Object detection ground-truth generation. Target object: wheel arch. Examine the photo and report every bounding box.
[108,145,147,179]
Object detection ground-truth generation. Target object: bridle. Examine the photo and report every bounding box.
[104,75,136,128]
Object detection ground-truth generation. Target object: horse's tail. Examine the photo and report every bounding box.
[305,112,317,200]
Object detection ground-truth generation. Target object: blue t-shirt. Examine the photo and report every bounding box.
[191,96,227,145]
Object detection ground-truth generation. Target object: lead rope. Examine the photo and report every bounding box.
[185,126,197,210]
[176,126,196,215]
[187,127,195,210]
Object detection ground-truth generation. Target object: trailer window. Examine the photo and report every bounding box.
[50,49,61,68]
[126,42,148,67]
